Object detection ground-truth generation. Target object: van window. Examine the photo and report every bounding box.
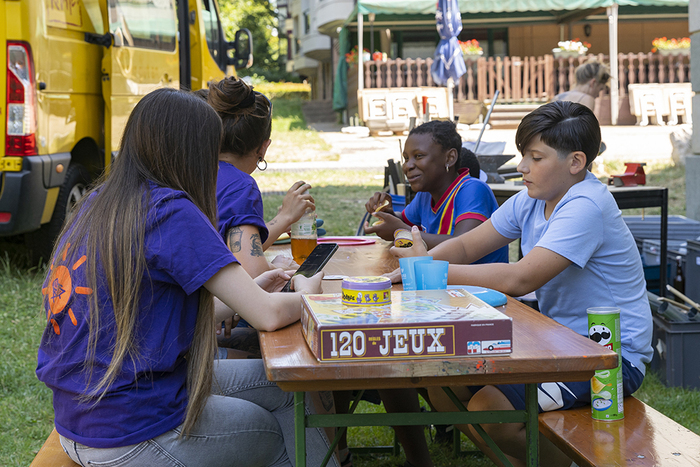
[108,0,177,51]
[201,0,223,67]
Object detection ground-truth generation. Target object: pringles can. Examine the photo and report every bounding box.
[587,307,624,421]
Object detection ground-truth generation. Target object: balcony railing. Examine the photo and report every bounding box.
[356,53,690,103]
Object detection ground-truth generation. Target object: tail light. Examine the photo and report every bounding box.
[6,42,37,156]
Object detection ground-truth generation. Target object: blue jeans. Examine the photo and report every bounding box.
[59,359,338,467]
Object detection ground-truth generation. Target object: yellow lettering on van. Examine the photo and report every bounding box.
[47,0,83,29]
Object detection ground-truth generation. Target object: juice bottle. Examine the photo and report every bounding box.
[291,208,317,264]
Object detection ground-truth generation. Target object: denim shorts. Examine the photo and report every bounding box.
[478,356,644,413]
[58,359,338,467]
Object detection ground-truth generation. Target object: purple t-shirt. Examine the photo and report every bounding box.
[36,185,236,448]
[216,161,269,244]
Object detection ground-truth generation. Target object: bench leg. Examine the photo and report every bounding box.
[442,387,517,467]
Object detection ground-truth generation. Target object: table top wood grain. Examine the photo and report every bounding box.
[262,239,618,392]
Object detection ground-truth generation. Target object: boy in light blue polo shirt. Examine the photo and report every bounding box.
[392,101,652,467]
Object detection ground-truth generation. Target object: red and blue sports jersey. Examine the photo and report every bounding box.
[401,169,508,264]
[36,184,237,448]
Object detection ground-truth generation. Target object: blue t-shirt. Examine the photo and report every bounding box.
[490,171,653,372]
[216,161,269,244]
[401,169,508,264]
[36,185,237,448]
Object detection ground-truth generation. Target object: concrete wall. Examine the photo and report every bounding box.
[509,20,689,57]
[689,1,700,221]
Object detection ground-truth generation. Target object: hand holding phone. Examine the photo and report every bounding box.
[281,243,339,292]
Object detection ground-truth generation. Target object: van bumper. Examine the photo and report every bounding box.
[0,154,71,236]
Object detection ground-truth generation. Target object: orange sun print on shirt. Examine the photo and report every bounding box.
[41,243,93,335]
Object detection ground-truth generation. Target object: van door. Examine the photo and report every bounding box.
[101,0,179,158]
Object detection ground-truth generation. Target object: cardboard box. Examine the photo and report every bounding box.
[300,289,513,362]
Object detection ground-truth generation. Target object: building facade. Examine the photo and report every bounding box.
[285,0,354,100]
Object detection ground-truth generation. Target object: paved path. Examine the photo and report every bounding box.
[266,121,686,173]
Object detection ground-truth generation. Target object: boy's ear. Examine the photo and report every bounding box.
[569,150,587,175]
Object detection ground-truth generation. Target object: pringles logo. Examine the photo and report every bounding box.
[41,244,92,335]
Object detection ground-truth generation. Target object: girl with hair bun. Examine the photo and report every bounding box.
[205,77,314,279]
[36,87,338,467]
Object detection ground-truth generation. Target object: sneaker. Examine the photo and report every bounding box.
[432,424,454,444]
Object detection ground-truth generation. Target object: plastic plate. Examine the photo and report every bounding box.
[448,285,508,307]
[317,237,377,246]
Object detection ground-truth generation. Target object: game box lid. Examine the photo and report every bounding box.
[300,289,513,362]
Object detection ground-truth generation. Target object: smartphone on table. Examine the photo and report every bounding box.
[281,243,339,292]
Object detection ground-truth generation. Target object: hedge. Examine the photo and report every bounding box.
[254,82,311,100]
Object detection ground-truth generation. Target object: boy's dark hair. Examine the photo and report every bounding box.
[409,120,473,170]
[459,147,480,179]
[516,101,601,167]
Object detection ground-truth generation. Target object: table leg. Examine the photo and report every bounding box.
[524,383,539,467]
[659,188,668,296]
[295,392,306,467]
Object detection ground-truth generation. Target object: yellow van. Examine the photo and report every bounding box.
[0,0,251,262]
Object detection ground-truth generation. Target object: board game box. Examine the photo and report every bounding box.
[300,289,513,362]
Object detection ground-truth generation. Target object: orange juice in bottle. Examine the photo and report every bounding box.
[291,208,317,264]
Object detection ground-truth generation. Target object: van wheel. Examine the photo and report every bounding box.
[25,164,90,265]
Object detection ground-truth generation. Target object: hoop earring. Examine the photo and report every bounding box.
[257,158,268,171]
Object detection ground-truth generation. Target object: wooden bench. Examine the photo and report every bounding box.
[539,396,700,467]
[34,397,700,467]
[30,428,78,467]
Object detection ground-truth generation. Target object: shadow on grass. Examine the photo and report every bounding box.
[0,236,44,273]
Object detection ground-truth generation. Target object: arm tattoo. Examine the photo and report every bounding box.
[250,233,264,257]
[227,226,243,253]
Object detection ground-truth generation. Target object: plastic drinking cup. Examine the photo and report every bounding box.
[399,256,433,291]
[415,260,449,290]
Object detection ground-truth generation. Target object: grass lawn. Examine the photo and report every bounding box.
[267,97,339,163]
[1,101,697,466]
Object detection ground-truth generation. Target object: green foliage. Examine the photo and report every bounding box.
[218,0,296,81]
[255,82,310,100]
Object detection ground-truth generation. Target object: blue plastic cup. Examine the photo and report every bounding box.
[415,260,449,290]
[399,256,433,291]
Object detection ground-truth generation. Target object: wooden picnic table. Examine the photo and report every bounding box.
[262,238,618,467]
